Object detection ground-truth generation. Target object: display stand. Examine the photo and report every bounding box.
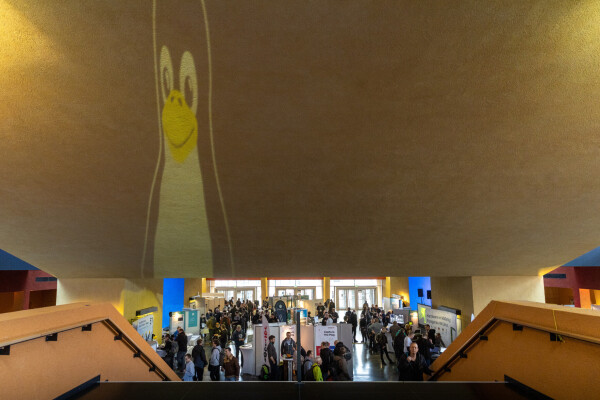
[240,344,255,375]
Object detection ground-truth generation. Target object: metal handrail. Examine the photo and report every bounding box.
[0,318,173,381]
[429,316,600,381]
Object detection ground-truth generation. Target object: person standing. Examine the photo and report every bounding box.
[191,338,207,381]
[305,356,323,381]
[175,328,188,372]
[232,325,245,365]
[182,354,195,381]
[404,329,414,355]
[398,342,432,381]
[222,347,240,381]
[319,341,334,381]
[316,302,325,318]
[267,335,279,381]
[332,343,351,381]
[209,339,222,381]
[303,350,314,375]
[367,317,383,352]
[350,310,358,343]
[280,331,296,357]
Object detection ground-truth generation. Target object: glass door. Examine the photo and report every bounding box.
[277,288,295,296]
[297,288,314,300]
[357,288,376,307]
[237,288,255,302]
[336,288,357,310]
[217,289,235,301]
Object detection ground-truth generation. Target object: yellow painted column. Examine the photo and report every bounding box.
[384,277,391,298]
[261,277,268,300]
[323,277,330,301]
[201,278,207,295]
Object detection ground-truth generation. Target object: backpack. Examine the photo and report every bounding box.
[218,348,225,367]
[259,364,270,381]
[170,341,179,355]
[304,365,315,381]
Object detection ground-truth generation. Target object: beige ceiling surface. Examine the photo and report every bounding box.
[2,0,600,278]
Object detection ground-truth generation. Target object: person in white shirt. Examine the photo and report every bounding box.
[404,330,414,355]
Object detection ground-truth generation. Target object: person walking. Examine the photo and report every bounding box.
[222,347,240,381]
[191,338,207,381]
[376,327,394,366]
[209,339,222,381]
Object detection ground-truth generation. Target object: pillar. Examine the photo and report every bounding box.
[261,277,268,300]
[323,277,330,302]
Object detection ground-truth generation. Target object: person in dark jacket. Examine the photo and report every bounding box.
[398,342,432,381]
[350,310,358,342]
[332,343,351,381]
[415,333,434,366]
[319,341,334,381]
[267,335,279,381]
[376,327,394,365]
[191,338,208,381]
[175,327,188,372]
[232,325,245,364]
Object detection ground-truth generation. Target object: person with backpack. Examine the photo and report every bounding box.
[191,338,207,381]
[302,350,314,375]
[332,343,351,381]
[168,334,179,369]
[209,339,222,381]
[304,356,323,381]
[319,341,334,381]
[376,327,394,366]
[392,326,406,362]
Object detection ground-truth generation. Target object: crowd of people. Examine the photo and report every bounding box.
[160,297,440,382]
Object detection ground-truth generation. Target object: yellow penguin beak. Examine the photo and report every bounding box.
[162,89,198,163]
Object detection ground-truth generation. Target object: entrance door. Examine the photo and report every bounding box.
[217,289,235,301]
[357,288,376,307]
[337,287,376,310]
[237,289,255,302]
[336,288,356,310]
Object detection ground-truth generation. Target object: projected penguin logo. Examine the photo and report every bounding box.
[153,45,213,277]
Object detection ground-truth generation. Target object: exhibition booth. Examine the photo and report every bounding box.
[249,322,353,379]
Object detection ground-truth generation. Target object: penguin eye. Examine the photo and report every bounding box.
[159,45,174,103]
[179,51,198,115]
[183,76,194,110]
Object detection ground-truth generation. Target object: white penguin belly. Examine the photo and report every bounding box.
[154,149,213,277]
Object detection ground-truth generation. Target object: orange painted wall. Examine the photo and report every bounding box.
[579,288,592,309]
[432,301,600,398]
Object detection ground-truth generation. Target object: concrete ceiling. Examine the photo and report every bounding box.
[2,0,600,278]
